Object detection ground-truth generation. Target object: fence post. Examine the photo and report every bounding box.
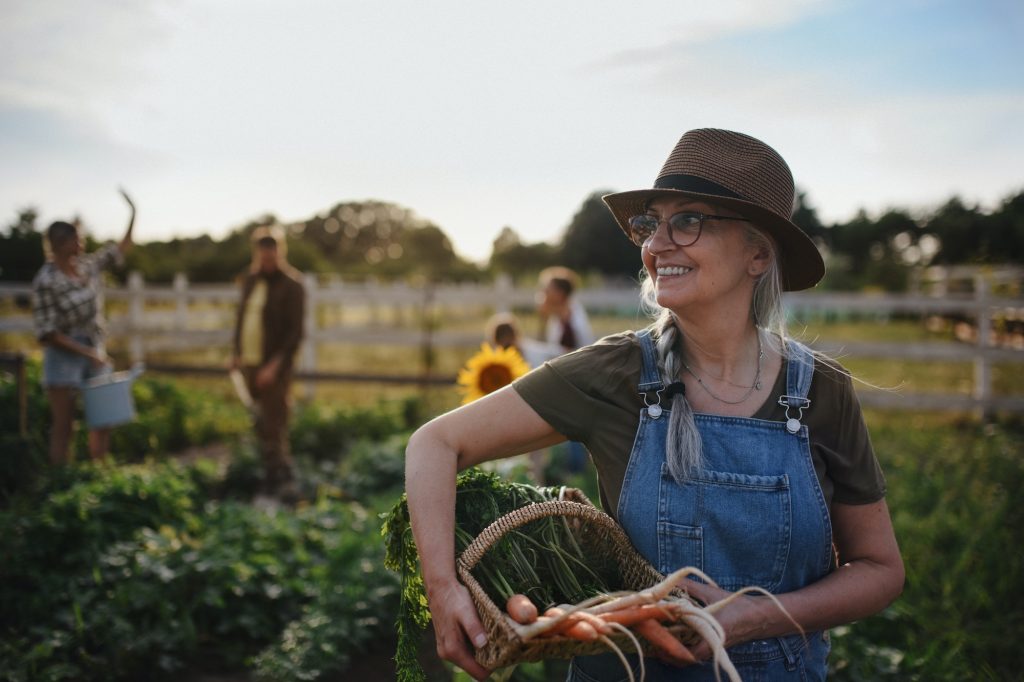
[367,277,380,326]
[173,272,189,330]
[127,271,144,365]
[495,273,512,313]
[974,272,992,419]
[301,273,317,400]
[420,282,436,384]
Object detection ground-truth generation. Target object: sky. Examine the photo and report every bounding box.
[1,0,1022,264]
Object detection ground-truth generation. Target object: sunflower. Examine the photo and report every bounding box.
[456,343,530,404]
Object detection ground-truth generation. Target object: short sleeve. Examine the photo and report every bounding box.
[86,243,124,275]
[813,363,887,505]
[512,333,641,443]
[31,274,59,340]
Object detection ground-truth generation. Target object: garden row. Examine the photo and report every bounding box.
[1,364,1022,681]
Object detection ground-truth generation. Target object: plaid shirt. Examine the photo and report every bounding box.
[31,244,123,342]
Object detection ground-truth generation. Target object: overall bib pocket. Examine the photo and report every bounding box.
[658,464,792,591]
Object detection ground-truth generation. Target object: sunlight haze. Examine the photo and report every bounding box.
[2,0,1022,262]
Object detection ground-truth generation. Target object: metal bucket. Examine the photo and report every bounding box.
[82,365,144,429]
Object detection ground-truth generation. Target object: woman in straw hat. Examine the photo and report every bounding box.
[405,129,904,680]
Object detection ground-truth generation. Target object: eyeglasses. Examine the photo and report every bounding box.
[626,211,751,247]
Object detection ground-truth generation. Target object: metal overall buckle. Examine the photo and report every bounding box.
[778,395,811,434]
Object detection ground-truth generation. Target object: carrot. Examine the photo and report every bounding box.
[599,604,673,627]
[506,594,539,624]
[532,608,582,637]
[574,610,613,636]
[634,619,696,665]
[562,619,600,641]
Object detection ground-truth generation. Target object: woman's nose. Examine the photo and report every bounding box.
[646,221,676,252]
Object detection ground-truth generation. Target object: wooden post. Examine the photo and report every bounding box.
[367,277,380,326]
[974,272,992,420]
[301,273,317,400]
[128,271,144,365]
[420,282,436,384]
[173,272,188,330]
[16,353,26,437]
[496,273,512,313]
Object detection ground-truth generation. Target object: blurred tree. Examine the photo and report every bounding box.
[791,190,826,243]
[488,226,559,276]
[989,190,1024,263]
[923,196,1024,265]
[0,208,45,282]
[293,200,480,281]
[559,191,642,279]
[822,209,919,291]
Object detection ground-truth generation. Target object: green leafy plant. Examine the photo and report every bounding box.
[289,399,418,462]
[0,459,405,681]
[382,469,618,682]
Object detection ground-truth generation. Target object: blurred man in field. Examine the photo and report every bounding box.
[231,226,305,500]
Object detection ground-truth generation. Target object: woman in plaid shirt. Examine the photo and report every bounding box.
[31,190,136,464]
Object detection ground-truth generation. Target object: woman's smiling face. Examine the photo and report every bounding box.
[640,196,769,315]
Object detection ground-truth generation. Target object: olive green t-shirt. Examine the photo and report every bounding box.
[512,330,886,519]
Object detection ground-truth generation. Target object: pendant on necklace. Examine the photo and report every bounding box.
[755,380,762,390]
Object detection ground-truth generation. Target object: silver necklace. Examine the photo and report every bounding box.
[681,331,764,405]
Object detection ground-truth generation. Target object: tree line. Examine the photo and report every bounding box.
[2,189,1022,291]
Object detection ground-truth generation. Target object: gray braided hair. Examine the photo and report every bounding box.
[639,224,789,483]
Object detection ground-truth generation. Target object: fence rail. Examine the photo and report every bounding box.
[2,271,1023,413]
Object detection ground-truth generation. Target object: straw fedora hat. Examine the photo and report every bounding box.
[603,128,824,291]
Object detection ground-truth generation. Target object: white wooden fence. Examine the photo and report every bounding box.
[2,270,1022,413]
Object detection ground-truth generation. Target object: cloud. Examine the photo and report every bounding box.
[0,1,165,111]
[584,0,837,71]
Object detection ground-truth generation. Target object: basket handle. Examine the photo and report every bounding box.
[456,500,629,572]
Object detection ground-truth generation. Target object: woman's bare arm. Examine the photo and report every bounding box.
[405,385,565,680]
[685,499,904,654]
[117,188,135,254]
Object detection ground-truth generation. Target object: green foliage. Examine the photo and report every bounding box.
[829,414,1024,681]
[382,469,619,682]
[337,434,408,501]
[289,398,418,461]
[109,374,249,460]
[3,364,1023,681]
[0,208,44,281]
[489,226,561,277]
[0,460,400,682]
[559,191,643,280]
[0,359,50,499]
[0,360,249,498]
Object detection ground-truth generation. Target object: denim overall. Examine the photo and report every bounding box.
[568,330,832,681]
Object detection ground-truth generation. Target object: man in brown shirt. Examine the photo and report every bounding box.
[231,226,305,498]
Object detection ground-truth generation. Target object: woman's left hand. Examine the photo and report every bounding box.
[681,579,770,660]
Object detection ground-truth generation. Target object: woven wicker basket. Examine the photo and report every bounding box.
[455,488,698,670]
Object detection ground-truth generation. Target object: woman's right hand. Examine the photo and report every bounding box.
[427,579,492,681]
[89,348,111,369]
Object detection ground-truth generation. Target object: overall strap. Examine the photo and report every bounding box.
[637,328,678,419]
[779,339,814,434]
[636,328,663,393]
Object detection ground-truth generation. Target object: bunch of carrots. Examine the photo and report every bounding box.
[496,566,793,682]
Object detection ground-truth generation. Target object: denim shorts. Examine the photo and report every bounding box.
[42,337,105,388]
